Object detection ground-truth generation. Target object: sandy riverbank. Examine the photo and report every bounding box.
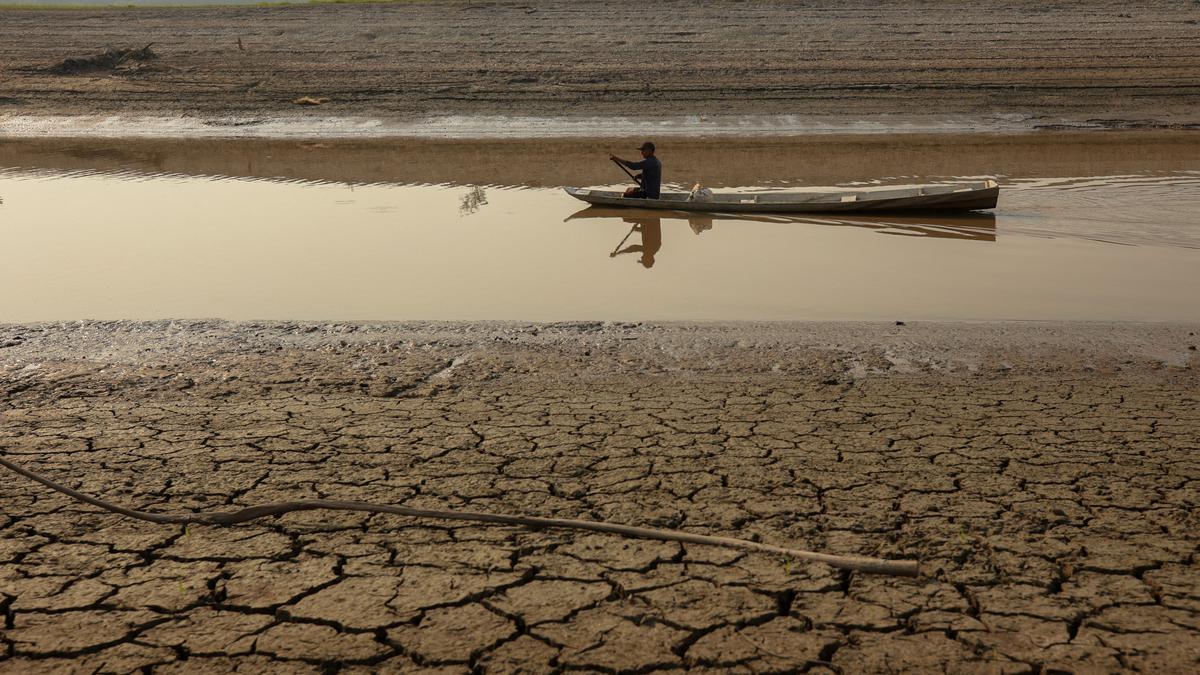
[1,321,1198,672]
[2,0,1199,136]
[5,131,1200,188]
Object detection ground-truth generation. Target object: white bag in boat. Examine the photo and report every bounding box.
[688,183,714,202]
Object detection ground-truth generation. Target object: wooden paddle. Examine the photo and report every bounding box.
[611,156,643,187]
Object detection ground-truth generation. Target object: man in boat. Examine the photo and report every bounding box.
[610,142,661,199]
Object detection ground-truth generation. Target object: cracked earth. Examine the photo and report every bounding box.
[1,321,1197,673]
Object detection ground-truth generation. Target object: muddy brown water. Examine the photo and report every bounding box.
[1,134,1197,322]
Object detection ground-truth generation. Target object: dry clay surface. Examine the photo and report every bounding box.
[1,0,1199,128]
[1,321,1198,673]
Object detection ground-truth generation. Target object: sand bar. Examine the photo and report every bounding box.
[5,131,1200,187]
[2,0,1199,136]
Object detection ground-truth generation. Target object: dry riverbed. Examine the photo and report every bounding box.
[1,0,1199,134]
[1,321,1198,672]
[4,1,1200,671]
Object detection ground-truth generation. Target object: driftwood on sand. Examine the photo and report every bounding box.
[50,44,157,75]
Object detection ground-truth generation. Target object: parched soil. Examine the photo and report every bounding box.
[1,0,1199,129]
[1,321,1198,672]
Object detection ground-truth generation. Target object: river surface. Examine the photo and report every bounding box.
[1,134,1197,322]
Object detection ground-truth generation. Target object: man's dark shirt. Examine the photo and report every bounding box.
[620,156,662,199]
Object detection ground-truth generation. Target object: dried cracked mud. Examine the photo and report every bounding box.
[1,321,1198,673]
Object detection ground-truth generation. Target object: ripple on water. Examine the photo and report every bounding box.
[998,172,1200,249]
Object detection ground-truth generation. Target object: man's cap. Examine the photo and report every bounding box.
[638,141,655,152]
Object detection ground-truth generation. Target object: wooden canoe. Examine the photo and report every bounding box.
[564,180,999,214]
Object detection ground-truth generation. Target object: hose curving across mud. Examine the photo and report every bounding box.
[0,454,919,577]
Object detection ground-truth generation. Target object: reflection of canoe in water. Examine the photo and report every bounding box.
[565,180,999,213]
[566,207,998,242]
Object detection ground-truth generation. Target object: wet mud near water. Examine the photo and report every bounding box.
[5,132,1200,189]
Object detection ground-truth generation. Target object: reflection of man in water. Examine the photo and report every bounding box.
[609,142,661,199]
[610,217,662,268]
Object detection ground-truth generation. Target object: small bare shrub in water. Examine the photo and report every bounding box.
[460,186,488,215]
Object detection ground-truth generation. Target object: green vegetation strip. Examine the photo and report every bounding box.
[0,0,429,10]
